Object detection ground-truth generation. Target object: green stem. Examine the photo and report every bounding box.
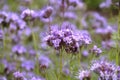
[28,21,38,50]
[116,10,120,65]
[28,21,39,75]
[32,31,38,51]
[78,47,84,68]
[78,51,81,67]
[58,49,63,80]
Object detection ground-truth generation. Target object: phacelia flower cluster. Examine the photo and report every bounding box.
[90,45,102,56]
[76,70,91,80]
[44,22,92,54]
[90,60,117,80]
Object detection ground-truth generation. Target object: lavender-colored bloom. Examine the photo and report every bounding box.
[16,19,26,30]
[2,60,16,74]
[11,34,21,44]
[0,76,7,80]
[81,12,108,29]
[21,9,37,21]
[76,70,91,80]
[101,40,116,49]
[91,60,117,80]
[21,60,35,71]
[117,66,120,79]
[0,11,9,27]
[40,6,53,18]
[24,27,32,37]
[0,11,8,20]
[61,21,77,30]
[44,22,92,53]
[9,23,17,32]
[63,36,73,45]
[21,71,37,79]
[92,12,108,28]
[2,5,9,11]
[99,0,112,8]
[52,38,61,49]
[69,0,85,9]
[0,11,26,30]
[13,71,25,80]
[12,44,27,55]
[40,17,53,23]
[68,0,78,7]
[21,71,45,80]
[90,45,102,56]
[62,67,70,75]
[95,26,115,40]
[82,50,89,57]
[79,31,92,45]
[39,55,51,69]
[6,12,19,23]
[81,15,88,28]
[31,77,42,80]
[40,42,48,50]
[9,20,26,31]
[28,48,36,56]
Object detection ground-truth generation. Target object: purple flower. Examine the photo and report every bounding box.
[117,66,120,79]
[62,67,70,75]
[40,6,53,18]
[92,12,108,28]
[79,31,92,45]
[11,34,21,44]
[30,77,42,80]
[16,19,26,30]
[28,48,36,56]
[9,23,17,32]
[0,76,7,80]
[82,50,89,57]
[95,26,115,40]
[39,55,51,69]
[21,60,35,71]
[0,11,9,27]
[2,59,16,74]
[52,38,61,49]
[13,71,25,80]
[24,27,32,37]
[101,40,116,49]
[6,12,19,22]
[90,59,117,80]
[81,12,108,29]
[44,22,92,53]
[12,44,27,55]
[99,0,112,8]
[90,45,102,56]
[21,9,37,21]
[76,70,91,80]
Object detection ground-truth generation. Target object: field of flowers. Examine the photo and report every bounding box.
[0,0,120,80]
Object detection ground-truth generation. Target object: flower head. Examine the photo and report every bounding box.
[21,9,36,21]
[44,22,92,54]
[90,59,117,80]
[76,70,91,80]
[90,45,102,56]
[13,71,25,80]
